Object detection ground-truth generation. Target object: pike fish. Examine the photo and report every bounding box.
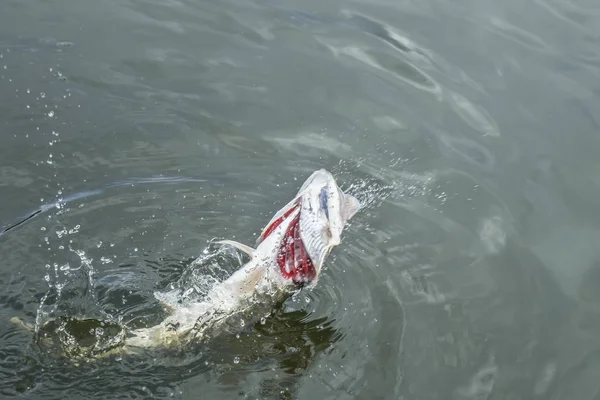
[12,169,360,357]
[124,169,360,350]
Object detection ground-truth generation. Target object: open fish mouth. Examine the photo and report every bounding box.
[257,200,316,286]
[275,201,317,286]
[254,169,360,287]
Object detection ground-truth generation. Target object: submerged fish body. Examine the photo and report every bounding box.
[122,169,359,351]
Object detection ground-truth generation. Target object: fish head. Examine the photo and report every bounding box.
[256,169,360,288]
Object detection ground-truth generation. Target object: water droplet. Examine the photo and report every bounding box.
[233,356,240,364]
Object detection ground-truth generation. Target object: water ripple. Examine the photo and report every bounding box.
[325,43,441,95]
[341,10,434,62]
[434,130,497,170]
[533,0,600,28]
[445,91,501,137]
[312,10,442,96]
[483,17,553,53]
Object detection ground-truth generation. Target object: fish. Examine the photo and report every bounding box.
[11,168,360,358]
[122,168,360,350]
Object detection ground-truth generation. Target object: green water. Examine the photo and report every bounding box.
[2,0,600,398]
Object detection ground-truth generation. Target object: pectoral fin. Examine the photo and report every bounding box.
[216,240,255,257]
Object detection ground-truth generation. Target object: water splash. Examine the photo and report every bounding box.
[71,248,98,304]
[336,161,436,211]
[153,241,247,310]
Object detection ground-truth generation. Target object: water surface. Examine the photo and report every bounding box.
[2,0,600,398]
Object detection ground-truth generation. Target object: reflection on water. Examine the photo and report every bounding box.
[209,305,343,399]
[5,264,344,399]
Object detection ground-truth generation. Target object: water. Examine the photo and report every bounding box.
[1,0,600,398]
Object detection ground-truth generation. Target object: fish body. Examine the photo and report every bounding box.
[124,169,360,350]
[12,169,360,357]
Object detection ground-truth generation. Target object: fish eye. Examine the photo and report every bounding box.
[319,187,330,220]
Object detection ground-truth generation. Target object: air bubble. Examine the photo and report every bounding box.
[233,356,240,364]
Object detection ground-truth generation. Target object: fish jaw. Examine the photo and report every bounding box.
[255,169,361,288]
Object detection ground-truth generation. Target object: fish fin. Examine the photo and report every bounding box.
[216,240,255,257]
[342,193,361,223]
[10,316,35,333]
